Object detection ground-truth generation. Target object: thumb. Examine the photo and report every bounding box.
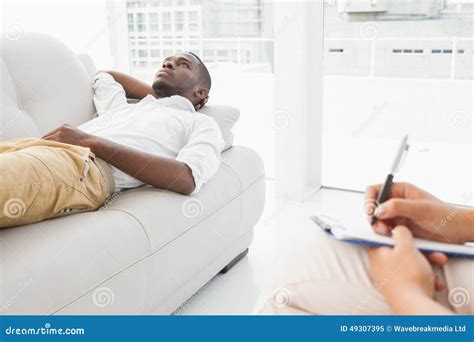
[377,198,423,221]
[392,225,415,250]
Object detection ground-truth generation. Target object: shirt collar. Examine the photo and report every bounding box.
[151,95,196,112]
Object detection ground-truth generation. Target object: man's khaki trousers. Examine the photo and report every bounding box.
[0,138,110,228]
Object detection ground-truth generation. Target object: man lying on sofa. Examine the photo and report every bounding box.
[0,52,224,228]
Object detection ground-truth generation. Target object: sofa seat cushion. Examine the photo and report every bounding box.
[104,146,265,252]
[0,210,149,314]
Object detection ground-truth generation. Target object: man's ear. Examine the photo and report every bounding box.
[194,88,209,110]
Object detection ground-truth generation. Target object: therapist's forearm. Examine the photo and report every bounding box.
[103,70,154,100]
[86,136,195,195]
[384,286,453,315]
[456,208,474,243]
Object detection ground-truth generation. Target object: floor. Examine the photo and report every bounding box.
[175,179,371,315]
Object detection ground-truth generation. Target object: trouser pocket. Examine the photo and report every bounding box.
[0,142,108,228]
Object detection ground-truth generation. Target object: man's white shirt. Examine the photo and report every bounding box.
[78,72,225,195]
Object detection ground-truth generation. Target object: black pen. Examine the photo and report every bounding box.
[371,135,410,225]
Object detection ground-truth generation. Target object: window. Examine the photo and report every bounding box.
[175,11,184,32]
[322,1,473,205]
[149,13,159,32]
[128,13,134,32]
[162,12,171,31]
[137,13,146,32]
[188,11,198,22]
[175,11,184,21]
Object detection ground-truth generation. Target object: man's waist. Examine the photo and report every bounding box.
[93,157,116,196]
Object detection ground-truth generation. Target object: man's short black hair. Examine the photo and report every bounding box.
[188,51,212,91]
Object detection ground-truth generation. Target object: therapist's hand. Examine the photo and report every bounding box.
[367,226,451,314]
[365,182,472,244]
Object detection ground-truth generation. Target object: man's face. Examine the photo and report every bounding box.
[152,52,201,99]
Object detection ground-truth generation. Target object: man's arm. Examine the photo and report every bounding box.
[102,70,155,100]
[88,135,195,195]
[42,125,195,195]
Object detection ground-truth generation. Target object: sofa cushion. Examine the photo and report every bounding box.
[0,210,149,314]
[105,146,265,252]
[198,105,239,151]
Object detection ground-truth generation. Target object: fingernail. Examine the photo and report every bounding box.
[366,205,374,216]
[373,224,385,235]
[375,204,385,218]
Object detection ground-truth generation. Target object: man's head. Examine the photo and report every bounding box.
[152,51,211,110]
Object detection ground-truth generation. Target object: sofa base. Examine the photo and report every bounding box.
[150,229,254,314]
[219,248,249,274]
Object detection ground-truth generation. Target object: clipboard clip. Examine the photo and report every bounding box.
[310,215,343,232]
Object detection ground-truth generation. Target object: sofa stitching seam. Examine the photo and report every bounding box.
[104,208,152,254]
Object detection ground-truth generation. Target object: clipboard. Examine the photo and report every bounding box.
[310,215,474,258]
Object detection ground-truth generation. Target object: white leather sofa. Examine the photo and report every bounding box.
[0,33,265,314]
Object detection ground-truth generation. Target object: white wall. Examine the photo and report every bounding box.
[323,76,473,205]
[1,0,114,69]
[273,0,324,201]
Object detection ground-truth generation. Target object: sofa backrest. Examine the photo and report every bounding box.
[0,33,96,142]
